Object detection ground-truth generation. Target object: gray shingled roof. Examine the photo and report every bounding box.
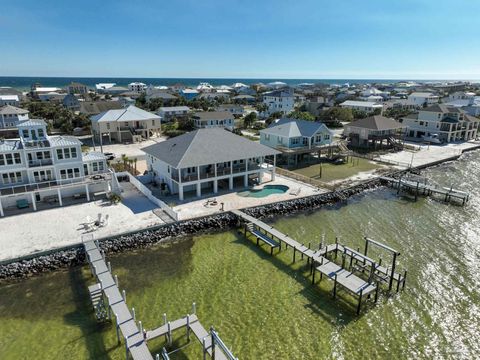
[262,118,333,138]
[192,111,233,120]
[421,104,463,114]
[347,115,405,130]
[142,128,280,168]
[0,105,29,115]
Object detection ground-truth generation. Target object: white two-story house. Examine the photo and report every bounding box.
[142,128,280,200]
[192,111,235,131]
[157,106,190,123]
[0,119,109,215]
[262,88,294,116]
[401,104,479,143]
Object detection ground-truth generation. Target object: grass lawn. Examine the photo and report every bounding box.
[292,157,381,182]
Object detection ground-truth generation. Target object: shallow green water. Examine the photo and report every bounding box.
[1,152,480,359]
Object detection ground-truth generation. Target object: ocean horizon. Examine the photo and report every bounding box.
[1,76,477,91]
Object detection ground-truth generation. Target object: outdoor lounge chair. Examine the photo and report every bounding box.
[16,199,29,209]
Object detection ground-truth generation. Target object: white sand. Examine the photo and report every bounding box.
[0,183,164,261]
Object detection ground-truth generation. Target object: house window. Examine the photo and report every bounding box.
[315,135,322,142]
[152,120,155,125]
[5,154,13,165]
[98,162,104,171]
[71,147,77,158]
[22,129,28,137]
[57,149,63,159]
[64,148,71,159]
[107,123,110,130]
[324,134,330,140]
[93,162,98,172]
[14,153,21,164]
[38,129,44,137]
[291,138,299,145]
[0,155,4,166]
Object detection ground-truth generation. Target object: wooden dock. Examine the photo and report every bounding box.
[83,238,153,360]
[233,210,407,314]
[380,175,470,205]
[83,237,237,360]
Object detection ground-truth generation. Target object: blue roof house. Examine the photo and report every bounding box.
[260,118,333,150]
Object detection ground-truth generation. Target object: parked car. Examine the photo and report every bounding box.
[104,152,115,161]
[422,134,442,144]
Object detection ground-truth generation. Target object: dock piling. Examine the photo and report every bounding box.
[132,307,136,322]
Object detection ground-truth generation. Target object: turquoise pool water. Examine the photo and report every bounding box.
[237,184,289,198]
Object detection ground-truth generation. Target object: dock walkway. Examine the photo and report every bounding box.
[381,176,469,204]
[84,239,153,360]
[233,209,406,314]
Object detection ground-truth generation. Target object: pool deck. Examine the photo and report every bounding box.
[173,174,322,220]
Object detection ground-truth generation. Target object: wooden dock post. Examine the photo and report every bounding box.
[139,321,143,339]
[167,321,172,345]
[203,337,208,360]
[388,253,397,293]
[186,314,191,341]
[163,313,168,343]
[132,307,136,322]
[115,313,120,343]
[333,273,338,299]
[293,246,296,263]
[122,290,126,302]
[156,354,160,360]
[108,261,112,274]
[335,237,339,259]
[192,302,196,315]
[356,288,364,315]
[301,244,304,260]
[374,283,379,303]
[125,335,129,359]
[115,275,119,287]
[210,326,216,360]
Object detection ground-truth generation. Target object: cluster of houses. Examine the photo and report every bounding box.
[0,79,479,213]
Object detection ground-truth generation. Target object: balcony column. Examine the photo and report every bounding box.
[244,173,248,187]
[30,192,37,211]
[272,154,276,181]
[0,198,3,217]
[229,176,233,190]
[196,182,201,198]
[57,188,63,206]
[213,180,218,193]
[179,185,184,201]
[197,166,200,181]
[85,184,90,201]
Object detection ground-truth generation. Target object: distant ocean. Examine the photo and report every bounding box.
[0,76,438,91]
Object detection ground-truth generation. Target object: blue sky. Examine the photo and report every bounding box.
[1,0,479,79]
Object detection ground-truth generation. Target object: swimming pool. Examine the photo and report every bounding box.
[237,185,289,198]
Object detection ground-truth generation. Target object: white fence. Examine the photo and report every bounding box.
[116,172,179,221]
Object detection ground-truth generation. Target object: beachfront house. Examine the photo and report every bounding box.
[344,115,406,148]
[0,105,30,128]
[90,105,161,143]
[262,88,294,116]
[260,118,333,150]
[157,106,190,122]
[192,111,235,131]
[340,100,384,114]
[401,104,480,143]
[142,128,280,200]
[260,118,334,166]
[0,119,109,216]
[407,92,439,107]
